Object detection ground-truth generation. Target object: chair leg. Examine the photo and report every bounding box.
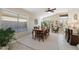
[42,36,44,42]
[39,37,41,41]
[42,39,44,42]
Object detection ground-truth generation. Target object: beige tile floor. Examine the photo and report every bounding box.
[11,33,79,50]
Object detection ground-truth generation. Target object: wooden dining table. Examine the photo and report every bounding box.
[32,28,49,41]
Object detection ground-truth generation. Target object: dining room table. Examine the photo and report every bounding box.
[32,28,49,41]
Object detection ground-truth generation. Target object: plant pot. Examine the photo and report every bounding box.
[0,45,9,50]
[9,40,16,44]
[8,40,16,49]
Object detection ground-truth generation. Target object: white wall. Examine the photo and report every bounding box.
[27,16,34,34]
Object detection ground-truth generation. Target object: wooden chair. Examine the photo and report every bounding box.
[66,29,73,42]
[52,27,59,33]
[69,35,79,46]
[35,30,44,41]
[65,29,68,39]
[67,29,70,42]
[65,28,79,46]
[46,29,50,36]
[43,29,48,39]
[55,27,59,33]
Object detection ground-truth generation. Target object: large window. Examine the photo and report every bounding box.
[1,16,18,31]
[0,9,28,33]
[17,18,27,32]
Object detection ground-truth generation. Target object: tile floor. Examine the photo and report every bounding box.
[11,33,79,50]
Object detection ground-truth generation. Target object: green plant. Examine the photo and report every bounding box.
[41,21,48,28]
[0,27,16,47]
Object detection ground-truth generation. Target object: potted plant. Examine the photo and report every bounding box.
[41,21,48,29]
[0,28,16,50]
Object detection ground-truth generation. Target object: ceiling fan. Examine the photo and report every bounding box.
[45,8,56,12]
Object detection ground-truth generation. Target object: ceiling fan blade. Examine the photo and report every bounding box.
[45,8,56,12]
[52,8,56,10]
[51,10,54,12]
[45,10,49,12]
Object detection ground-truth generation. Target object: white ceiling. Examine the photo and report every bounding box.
[24,8,48,17]
[23,8,79,18]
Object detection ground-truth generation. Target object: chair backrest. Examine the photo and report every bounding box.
[34,27,39,29]
[66,29,73,42]
[35,30,43,36]
[69,35,79,46]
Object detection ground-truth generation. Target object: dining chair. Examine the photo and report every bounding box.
[35,30,44,42]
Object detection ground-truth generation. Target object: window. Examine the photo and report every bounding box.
[1,16,18,32]
[0,9,28,33]
[17,18,27,32]
[1,16,27,32]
